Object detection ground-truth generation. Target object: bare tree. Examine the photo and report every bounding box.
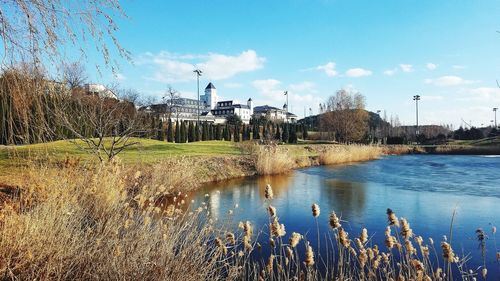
[54,92,144,162]
[162,86,181,121]
[0,0,130,71]
[320,89,369,143]
[117,88,141,105]
[62,62,87,90]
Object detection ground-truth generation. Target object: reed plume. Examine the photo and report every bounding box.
[360,228,368,244]
[387,208,400,227]
[268,205,276,218]
[400,218,413,239]
[265,184,273,200]
[304,242,315,266]
[270,217,286,237]
[329,211,341,229]
[311,203,320,217]
[441,242,458,263]
[289,232,302,248]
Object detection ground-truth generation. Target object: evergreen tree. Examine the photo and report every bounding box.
[215,124,221,140]
[157,119,164,141]
[274,124,281,141]
[208,123,213,140]
[253,123,260,140]
[150,116,157,139]
[195,123,200,141]
[282,123,289,143]
[224,124,230,141]
[181,121,188,143]
[234,125,240,142]
[167,119,174,142]
[201,122,207,141]
[302,124,308,140]
[175,120,180,143]
[247,125,252,141]
[187,121,194,142]
[289,124,297,143]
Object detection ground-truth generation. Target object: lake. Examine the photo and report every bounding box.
[190,155,500,278]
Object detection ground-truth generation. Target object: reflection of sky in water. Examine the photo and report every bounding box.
[190,155,500,278]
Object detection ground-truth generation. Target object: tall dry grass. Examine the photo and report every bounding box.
[318,145,382,165]
[254,145,296,175]
[0,162,496,280]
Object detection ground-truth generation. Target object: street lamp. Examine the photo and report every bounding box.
[193,69,203,126]
[494,107,498,128]
[284,90,289,123]
[413,95,421,137]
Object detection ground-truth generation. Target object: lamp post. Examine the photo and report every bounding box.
[284,90,288,123]
[193,69,202,126]
[413,95,421,137]
[494,107,498,128]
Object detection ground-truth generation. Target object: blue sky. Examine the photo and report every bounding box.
[88,0,500,127]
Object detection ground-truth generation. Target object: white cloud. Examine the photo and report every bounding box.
[345,68,372,77]
[400,64,413,72]
[383,68,397,76]
[138,49,265,83]
[425,75,477,87]
[252,79,323,117]
[426,63,438,70]
[315,62,338,77]
[459,87,500,103]
[289,81,317,93]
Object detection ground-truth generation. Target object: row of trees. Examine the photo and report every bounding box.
[147,117,303,144]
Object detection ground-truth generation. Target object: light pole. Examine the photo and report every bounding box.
[193,69,202,126]
[284,90,288,123]
[413,95,421,137]
[494,107,498,128]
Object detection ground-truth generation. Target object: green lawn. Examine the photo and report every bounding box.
[0,138,244,180]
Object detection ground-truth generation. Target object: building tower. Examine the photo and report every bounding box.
[203,82,218,109]
[247,98,253,115]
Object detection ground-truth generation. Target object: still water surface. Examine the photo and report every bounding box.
[191,155,500,277]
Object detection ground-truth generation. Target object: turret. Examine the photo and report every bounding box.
[204,82,218,109]
[247,98,253,115]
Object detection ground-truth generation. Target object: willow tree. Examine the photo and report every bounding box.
[320,89,369,143]
[0,0,134,157]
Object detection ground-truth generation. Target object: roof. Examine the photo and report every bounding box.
[205,82,216,90]
[248,98,252,101]
[253,105,282,112]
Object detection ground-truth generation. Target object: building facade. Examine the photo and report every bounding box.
[253,105,297,122]
[211,98,253,124]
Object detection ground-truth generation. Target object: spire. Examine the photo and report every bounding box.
[205,82,216,90]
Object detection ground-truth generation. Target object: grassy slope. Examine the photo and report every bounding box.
[0,138,242,182]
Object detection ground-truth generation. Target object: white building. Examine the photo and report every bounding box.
[253,105,297,123]
[200,82,218,109]
[211,98,253,124]
[84,83,118,99]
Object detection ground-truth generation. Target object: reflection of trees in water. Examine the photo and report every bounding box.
[321,179,366,219]
[256,174,293,199]
[184,174,294,221]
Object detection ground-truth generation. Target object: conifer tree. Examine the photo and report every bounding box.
[289,124,297,143]
[253,123,260,140]
[234,125,240,142]
[187,121,194,142]
[175,120,180,143]
[208,123,213,140]
[274,124,281,141]
[282,123,289,143]
[195,123,200,141]
[224,124,230,141]
[302,124,308,140]
[157,119,164,141]
[167,119,174,142]
[215,124,221,140]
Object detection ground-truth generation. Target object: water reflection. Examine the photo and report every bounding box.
[321,179,366,219]
[189,155,500,279]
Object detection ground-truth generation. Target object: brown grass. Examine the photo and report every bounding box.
[254,145,295,175]
[0,161,494,280]
[318,145,382,165]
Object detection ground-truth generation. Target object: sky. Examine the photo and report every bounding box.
[86,0,500,128]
